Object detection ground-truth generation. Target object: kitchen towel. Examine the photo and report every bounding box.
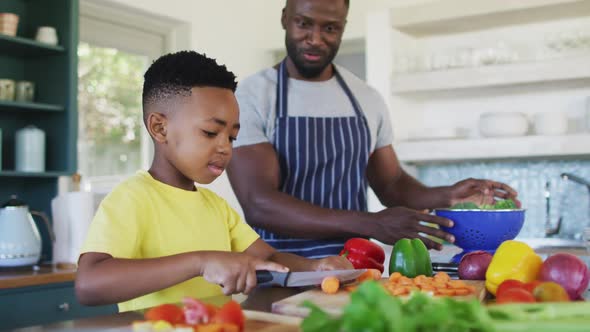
[51,191,99,264]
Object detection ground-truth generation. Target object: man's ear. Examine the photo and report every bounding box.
[146,112,167,143]
[281,7,287,30]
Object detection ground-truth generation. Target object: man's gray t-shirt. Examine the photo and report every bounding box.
[234,65,394,151]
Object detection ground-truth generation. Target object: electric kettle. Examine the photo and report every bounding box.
[0,196,54,267]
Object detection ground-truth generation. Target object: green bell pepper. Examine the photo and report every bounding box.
[389,238,433,278]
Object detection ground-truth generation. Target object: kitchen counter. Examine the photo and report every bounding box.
[13,287,303,331]
[0,264,77,289]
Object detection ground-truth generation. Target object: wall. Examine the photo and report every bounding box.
[105,0,400,79]
[418,160,590,240]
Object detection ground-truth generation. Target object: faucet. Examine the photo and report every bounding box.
[548,173,590,239]
[561,173,590,192]
[545,180,562,236]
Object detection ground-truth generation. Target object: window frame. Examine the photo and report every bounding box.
[71,1,189,193]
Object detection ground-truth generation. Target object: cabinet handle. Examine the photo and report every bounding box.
[58,302,70,312]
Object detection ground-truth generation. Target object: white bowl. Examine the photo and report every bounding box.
[479,112,529,137]
[533,112,568,136]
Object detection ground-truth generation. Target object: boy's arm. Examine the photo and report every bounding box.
[244,239,353,272]
[76,251,204,306]
[76,250,287,306]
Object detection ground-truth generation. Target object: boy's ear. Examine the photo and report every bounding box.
[146,112,167,143]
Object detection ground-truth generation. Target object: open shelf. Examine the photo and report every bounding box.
[0,171,70,178]
[0,100,64,112]
[391,56,590,94]
[0,33,65,57]
[395,134,590,164]
[390,0,590,36]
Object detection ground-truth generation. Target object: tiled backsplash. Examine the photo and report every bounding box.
[418,160,590,240]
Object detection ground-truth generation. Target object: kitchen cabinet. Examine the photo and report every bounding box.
[0,0,78,261]
[366,0,590,164]
[0,282,117,330]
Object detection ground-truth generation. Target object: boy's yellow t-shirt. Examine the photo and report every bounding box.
[80,170,260,312]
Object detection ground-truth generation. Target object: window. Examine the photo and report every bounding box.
[78,43,148,178]
[76,2,188,193]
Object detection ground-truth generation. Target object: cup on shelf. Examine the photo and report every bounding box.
[35,26,58,45]
[0,13,19,37]
[533,111,568,136]
[15,125,45,172]
[0,79,15,101]
[15,81,34,103]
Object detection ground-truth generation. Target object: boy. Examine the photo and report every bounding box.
[75,51,352,312]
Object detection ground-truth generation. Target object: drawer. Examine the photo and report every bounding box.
[0,282,117,330]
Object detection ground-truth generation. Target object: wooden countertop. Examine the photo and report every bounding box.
[0,264,77,289]
[14,287,303,332]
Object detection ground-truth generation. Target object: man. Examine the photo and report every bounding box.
[227,0,518,258]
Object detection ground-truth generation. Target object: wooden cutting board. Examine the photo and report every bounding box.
[244,310,301,332]
[272,279,486,318]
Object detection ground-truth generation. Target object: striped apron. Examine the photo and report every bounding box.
[253,60,371,258]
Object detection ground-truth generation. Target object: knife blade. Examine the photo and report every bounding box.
[256,269,366,288]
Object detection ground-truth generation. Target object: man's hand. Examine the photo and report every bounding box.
[369,207,455,250]
[447,178,520,207]
[200,252,288,295]
[311,255,354,271]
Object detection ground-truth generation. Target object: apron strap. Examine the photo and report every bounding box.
[276,59,367,124]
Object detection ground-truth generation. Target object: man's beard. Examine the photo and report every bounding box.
[285,37,338,79]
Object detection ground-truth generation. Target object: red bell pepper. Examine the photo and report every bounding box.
[339,238,385,273]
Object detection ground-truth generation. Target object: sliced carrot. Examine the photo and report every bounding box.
[343,284,358,292]
[447,280,467,289]
[321,276,340,294]
[388,272,402,283]
[357,268,382,283]
[391,286,411,296]
[435,288,456,296]
[398,276,413,286]
[433,281,448,289]
[419,284,436,292]
[433,271,451,282]
[454,288,472,296]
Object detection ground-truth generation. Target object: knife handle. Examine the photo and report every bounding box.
[432,262,459,273]
[255,270,290,287]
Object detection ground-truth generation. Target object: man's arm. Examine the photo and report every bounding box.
[226,143,454,248]
[367,145,519,209]
[244,239,353,272]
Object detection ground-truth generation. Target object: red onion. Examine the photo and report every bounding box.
[458,250,493,280]
[539,253,590,300]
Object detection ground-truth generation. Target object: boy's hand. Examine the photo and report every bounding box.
[311,255,354,271]
[200,252,288,295]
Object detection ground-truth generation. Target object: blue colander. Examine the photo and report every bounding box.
[434,209,526,262]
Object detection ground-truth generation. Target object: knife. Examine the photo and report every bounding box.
[256,269,366,288]
[432,262,459,273]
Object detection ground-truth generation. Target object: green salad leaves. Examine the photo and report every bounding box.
[450,199,517,210]
[301,280,590,332]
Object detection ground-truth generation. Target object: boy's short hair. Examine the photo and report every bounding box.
[142,50,237,122]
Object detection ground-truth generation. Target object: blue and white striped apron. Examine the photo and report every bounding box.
[253,60,371,258]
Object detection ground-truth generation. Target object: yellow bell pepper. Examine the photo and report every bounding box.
[485,240,543,295]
